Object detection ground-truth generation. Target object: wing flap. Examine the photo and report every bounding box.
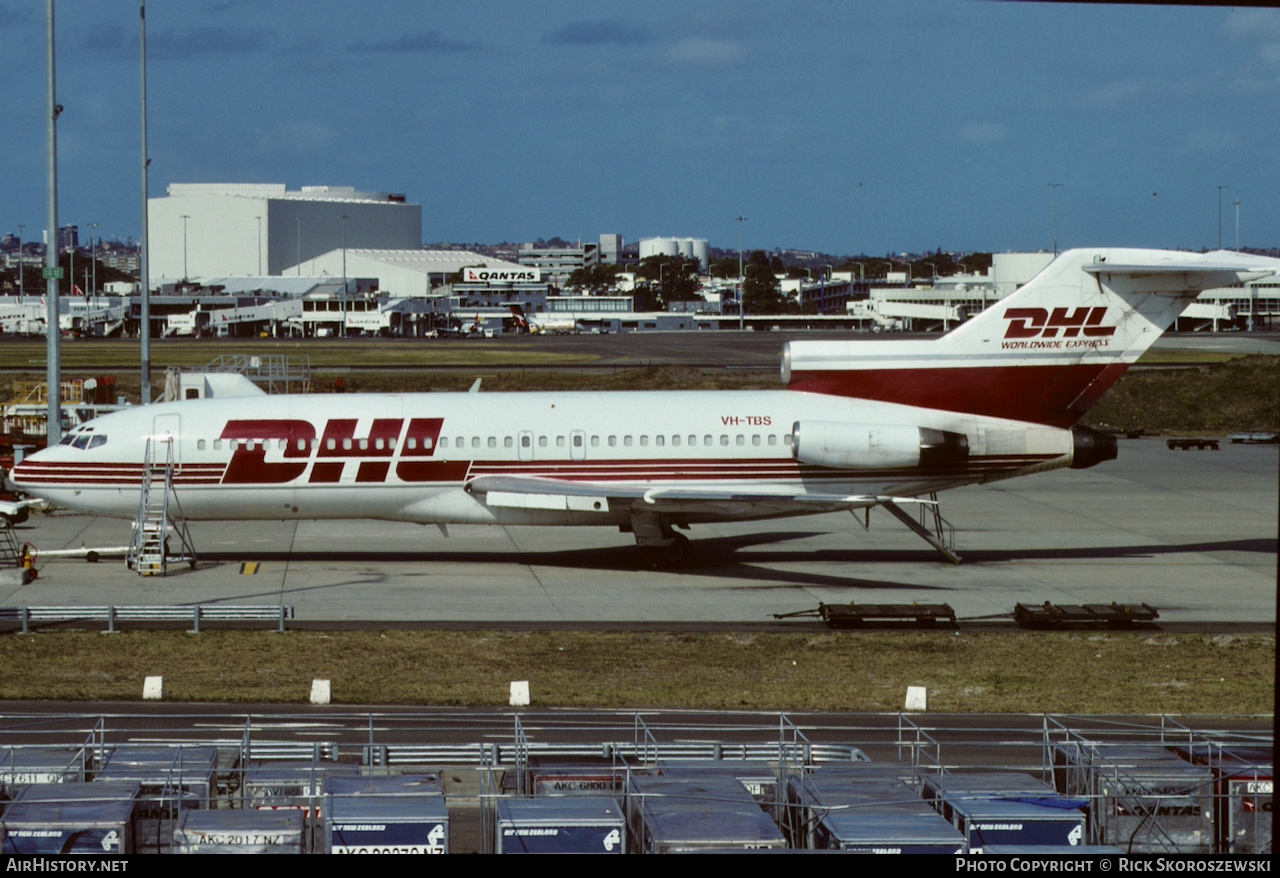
[485,490,610,512]
[466,475,925,512]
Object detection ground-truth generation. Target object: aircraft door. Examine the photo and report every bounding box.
[152,413,182,472]
[570,429,586,461]
[518,430,534,462]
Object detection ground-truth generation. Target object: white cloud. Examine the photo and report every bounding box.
[668,38,745,66]
[955,122,1007,145]
[1175,129,1239,155]
[255,121,339,156]
[1221,8,1280,41]
[1072,78,1160,110]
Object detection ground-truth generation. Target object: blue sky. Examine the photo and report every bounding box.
[1,1,1276,256]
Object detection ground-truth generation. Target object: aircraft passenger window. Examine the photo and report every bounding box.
[521,435,531,448]
[297,439,306,451]
[752,435,761,446]
[590,436,599,447]
[311,439,320,450]
[471,437,480,449]
[608,436,616,447]
[639,436,648,447]
[213,440,222,450]
[326,439,336,450]
[672,435,680,446]
[539,436,547,448]
[573,435,583,448]
[624,436,633,447]
[556,436,565,448]
[439,437,449,449]
[737,435,745,446]
[279,439,287,450]
[388,438,397,450]
[197,440,206,451]
[343,439,353,451]
[374,439,383,450]
[88,435,106,450]
[768,435,777,446]
[358,439,368,450]
[456,436,464,447]
[783,434,793,445]
[488,437,497,448]
[689,435,697,446]
[655,435,664,447]
[504,437,513,448]
[720,435,729,446]
[407,438,417,450]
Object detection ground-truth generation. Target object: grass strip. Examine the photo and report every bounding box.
[0,630,1270,714]
[0,338,599,370]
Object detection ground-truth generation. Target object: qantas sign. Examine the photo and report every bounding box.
[463,267,541,283]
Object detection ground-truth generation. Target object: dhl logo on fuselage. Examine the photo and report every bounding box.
[219,418,467,485]
[1002,307,1115,340]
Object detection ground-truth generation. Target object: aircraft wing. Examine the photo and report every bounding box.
[463,475,925,513]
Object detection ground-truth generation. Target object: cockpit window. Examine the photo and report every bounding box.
[59,430,107,450]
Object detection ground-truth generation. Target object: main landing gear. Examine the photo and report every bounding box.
[626,512,692,568]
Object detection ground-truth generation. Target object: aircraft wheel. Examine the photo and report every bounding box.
[658,532,691,568]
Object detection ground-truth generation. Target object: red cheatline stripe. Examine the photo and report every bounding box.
[14,453,1058,487]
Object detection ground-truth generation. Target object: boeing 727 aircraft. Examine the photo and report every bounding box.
[11,248,1277,566]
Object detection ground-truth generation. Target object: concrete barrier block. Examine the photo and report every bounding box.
[905,685,927,711]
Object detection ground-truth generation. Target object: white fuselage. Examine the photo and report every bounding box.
[13,389,1076,528]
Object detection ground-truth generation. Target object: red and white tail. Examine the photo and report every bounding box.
[783,248,1278,427]
[507,304,530,330]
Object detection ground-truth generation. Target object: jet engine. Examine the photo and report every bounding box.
[792,422,969,470]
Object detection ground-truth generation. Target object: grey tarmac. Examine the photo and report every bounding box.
[3,438,1274,629]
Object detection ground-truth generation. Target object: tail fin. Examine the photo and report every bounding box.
[783,248,1278,426]
[507,304,530,331]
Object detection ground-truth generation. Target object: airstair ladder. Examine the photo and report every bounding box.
[0,522,22,569]
[127,437,197,576]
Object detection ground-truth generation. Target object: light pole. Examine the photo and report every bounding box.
[139,0,152,406]
[15,224,23,303]
[45,0,63,442]
[340,214,350,338]
[1233,199,1241,251]
[1217,186,1228,249]
[89,222,97,295]
[1048,183,1063,256]
[180,214,189,281]
[734,215,747,330]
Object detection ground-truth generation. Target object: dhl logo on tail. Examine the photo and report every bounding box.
[1002,307,1115,340]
